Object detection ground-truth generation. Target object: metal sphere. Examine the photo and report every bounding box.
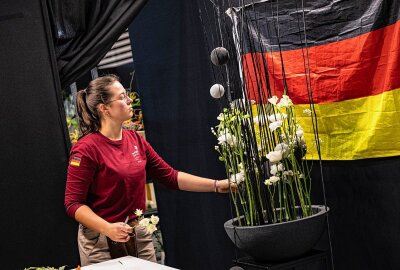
[210,47,230,66]
[210,84,225,99]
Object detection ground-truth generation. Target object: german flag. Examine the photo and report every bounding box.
[70,156,81,167]
[230,0,400,160]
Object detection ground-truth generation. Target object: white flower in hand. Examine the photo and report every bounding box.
[147,223,157,234]
[134,209,143,217]
[139,217,150,227]
[266,150,283,163]
[138,215,160,234]
[150,215,160,225]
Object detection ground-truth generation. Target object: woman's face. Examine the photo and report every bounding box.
[104,81,133,123]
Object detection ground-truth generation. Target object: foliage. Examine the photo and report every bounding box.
[67,115,80,144]
[24,266,67,270]
[129,91,144,131]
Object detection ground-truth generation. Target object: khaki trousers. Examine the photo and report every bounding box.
[77,223,157,266]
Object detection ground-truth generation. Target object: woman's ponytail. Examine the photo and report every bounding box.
[75,75,120,137]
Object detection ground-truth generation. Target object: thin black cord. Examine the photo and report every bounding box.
[298,0,335,269]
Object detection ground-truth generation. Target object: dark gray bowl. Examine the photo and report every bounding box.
[224,205,329,262]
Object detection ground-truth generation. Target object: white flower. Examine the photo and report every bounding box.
[134,209,143,217]
[283,170,294,176]
[296,129,304,138]
[230,171,245,185]
[277,95,293,108]
[268,96,278,105]
[274,143,289,157]
[217,113,226,121]
[271,163,284,175]
[147,223,157,234]
[270,164,277,175]
[217,132,237,146]
[266,150,283,163]
[264,176,280,186]
[303,109,312,116]
[139,217,150,226]
[277,163,284,171]
[268,113,287,122]
[269,120,283,132]
[150,215,160,225]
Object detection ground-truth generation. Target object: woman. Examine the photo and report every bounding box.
[65,75,232,266]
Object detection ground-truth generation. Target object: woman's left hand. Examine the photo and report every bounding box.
[216,179,238,193]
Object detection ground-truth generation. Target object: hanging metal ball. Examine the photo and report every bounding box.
[210,47,230,66]
[229,267,245,270]
[210,84,225,99]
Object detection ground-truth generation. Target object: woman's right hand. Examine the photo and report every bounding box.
[105,222,133,242]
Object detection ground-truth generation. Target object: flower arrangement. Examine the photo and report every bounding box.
[212,95,313,226]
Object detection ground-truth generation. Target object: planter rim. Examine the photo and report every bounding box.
[225,204,329,229]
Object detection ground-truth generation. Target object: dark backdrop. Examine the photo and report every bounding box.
[311,157,400,270]
[129,1,400,270]
[0,0,79,268]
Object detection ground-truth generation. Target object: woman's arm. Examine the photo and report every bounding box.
[74,205,132,242]
[177,172,234,193]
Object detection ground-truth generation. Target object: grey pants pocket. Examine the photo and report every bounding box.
[77,224,111,266]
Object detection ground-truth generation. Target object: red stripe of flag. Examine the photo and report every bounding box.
[243,20,400,104]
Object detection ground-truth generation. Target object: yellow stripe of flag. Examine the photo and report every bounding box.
[295,88,400,160]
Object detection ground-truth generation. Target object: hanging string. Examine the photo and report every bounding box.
[296,0,336,269]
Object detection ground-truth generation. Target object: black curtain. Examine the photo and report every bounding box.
[129,1,236,270]
[47,0,148,89]
[310,157,400,270]
[0,0,78,268]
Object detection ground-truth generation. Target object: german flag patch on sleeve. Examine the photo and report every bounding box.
[70,156,82,167]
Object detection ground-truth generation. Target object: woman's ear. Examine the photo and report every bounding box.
[97,103,109,117]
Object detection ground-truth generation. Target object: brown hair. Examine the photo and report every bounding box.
[75,74,120,136]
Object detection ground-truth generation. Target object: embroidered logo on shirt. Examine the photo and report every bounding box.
[70,156,81,167]
[132,146,142,163]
